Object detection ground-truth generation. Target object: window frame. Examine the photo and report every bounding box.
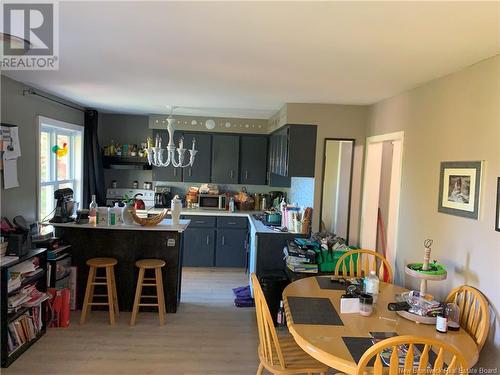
[36,116,84,221]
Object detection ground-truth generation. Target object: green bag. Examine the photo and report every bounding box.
[314,246,359,273]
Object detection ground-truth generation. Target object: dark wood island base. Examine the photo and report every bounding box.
[48,220,190,313]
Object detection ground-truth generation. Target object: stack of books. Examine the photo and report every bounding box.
[7,307,42,355]
[283,244,318,273]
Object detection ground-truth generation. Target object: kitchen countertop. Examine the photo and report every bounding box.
[136,208,301,235]
[43,219,190,233]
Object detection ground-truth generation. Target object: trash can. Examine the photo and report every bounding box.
[259,271,289,326]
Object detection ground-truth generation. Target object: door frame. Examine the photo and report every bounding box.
[360,131,404,271]
[318,137,356,243]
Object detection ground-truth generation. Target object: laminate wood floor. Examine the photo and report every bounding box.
[3,268,259,375]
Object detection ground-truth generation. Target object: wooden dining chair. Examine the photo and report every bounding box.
[445,285,490,351]
[334,249,393,283]
[250,273,329,375]
[356,335,468,375]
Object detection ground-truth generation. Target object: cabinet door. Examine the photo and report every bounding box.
[182,133,211,183]
[215,229,248,267]
[151,130,183,182]
[182,228,215,267]
[211,135,239,184]
[240,136,268,185]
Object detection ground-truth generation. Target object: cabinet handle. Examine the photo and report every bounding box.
[228,222,237,225]
[188,168,192,177]
[206,235,210,245]
[174,168,177,177]
[229,170,234,178]
[245,170,248,179]
[222,236,225,245]
[195,220,206,224]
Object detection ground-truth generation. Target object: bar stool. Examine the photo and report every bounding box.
[130,259,166,326]
[80,257,119,325]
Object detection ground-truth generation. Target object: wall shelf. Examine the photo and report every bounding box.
[102,156,152,170]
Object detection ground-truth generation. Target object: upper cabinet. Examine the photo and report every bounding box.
[211,135,239,184]
[240,135,268,185]
[182,133,211,183]
[151,129,183,182]
[268,124,317,187]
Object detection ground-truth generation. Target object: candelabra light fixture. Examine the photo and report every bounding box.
[147,106,197,168]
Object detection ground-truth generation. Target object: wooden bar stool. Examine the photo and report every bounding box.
[130,259,166,326]
[80,257,119,325]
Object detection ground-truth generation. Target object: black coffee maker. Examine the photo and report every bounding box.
[50,188,75,223]
[154,186,172,208]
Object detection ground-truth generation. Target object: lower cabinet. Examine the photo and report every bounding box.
[215,229,248,267]
[182,215,248,268]
[182,227,215,267]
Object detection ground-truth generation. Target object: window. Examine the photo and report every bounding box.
[37,116,83,220]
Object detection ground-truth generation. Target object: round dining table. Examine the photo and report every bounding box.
[282,276,479,374]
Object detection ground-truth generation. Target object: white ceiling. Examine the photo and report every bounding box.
[4,1,499,118]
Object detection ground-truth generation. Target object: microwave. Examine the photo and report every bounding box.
[198,194,227,210]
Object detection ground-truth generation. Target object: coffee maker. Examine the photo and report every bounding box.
[50,188,76,223]
[154,186,173,208]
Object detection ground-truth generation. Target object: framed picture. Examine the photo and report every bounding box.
[438,161,483,219]
[496,178,500,232]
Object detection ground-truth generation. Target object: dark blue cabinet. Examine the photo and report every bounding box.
[211,135,239,183]
[240,135,268,185]
[182,227,215,267]
[215,229,248,267]
[182,133,211,183]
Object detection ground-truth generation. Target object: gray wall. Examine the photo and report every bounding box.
[367,55,500,368]
[0,75,84,222]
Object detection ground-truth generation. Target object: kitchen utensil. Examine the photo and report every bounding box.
[265,211,282,225]
[133,193,145,210]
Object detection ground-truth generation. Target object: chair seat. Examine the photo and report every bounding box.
[86,257,118,267]
[135,259,166,269]
[261,333,329,374]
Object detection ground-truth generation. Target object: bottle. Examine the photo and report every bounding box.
[277,300,285,327]
[445,303,460,331]
[89,195,98,225]
[171,195,182,225]
[365,270,379,303]
[436,313,448,333]
[108,207,116,226]
[113,203,123,225]
[229,197,235,213]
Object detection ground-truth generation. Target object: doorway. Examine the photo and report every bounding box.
[360,131,404,276]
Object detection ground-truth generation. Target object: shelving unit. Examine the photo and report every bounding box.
[1,249,48,368]
[102,155,152,170]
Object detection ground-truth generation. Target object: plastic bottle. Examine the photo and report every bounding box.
[229,197,235,213]
[89,195,98,226]
[108,207,116,226]
[171,195,182,225]
[277,300,285,327]
[113,203,123,225]
[365,270,379,303]
[280,198,287,228]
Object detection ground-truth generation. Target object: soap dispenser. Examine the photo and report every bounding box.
[171,195,182,225]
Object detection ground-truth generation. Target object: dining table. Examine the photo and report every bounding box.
[282,276,479,374]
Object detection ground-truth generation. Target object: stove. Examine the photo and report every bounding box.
[106,188,155,208]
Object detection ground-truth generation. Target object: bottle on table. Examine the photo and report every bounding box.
[89,195,98,226]
[108,206,116,226]
[364,270,380,303]
[229,197,235,213]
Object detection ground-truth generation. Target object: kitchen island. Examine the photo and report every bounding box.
[46,219,190,313]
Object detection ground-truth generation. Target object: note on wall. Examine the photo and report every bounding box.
[1,124,21,189]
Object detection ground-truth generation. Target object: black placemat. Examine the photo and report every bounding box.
[315,277,347,290]
[342,337,377,365]
[287,296,343,325]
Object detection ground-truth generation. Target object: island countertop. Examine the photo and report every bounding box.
[44,219,190,233]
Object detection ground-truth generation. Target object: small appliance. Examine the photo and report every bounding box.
[198,194,227,210]
[50,188,76,223]
[154,186,173,208]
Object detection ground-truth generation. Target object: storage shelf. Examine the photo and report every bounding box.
[7,270,45,297]
[102,155,152,170]
[5,330,45,366]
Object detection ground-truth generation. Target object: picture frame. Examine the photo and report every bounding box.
[438,161,483,219]
[496,177,500,232]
